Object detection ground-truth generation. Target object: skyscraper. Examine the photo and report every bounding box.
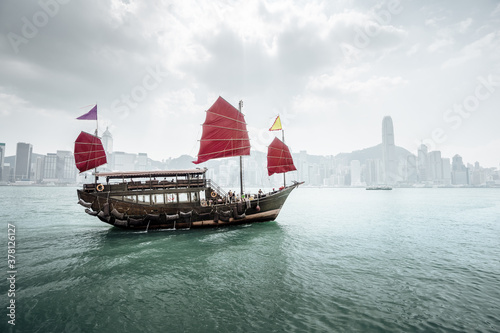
[15,142,33,181]
[452,154,468,185]
[57,150,77,183]
[350,159,361,186]
[0,143,5,181]
[417,144,428,182]
[102,127,113,154]
[382,116,396,184]
[102,127,114,170]
[442,158,452,185]
[44,153,58,180]
[428,150,443,181]
[406,155,418,183]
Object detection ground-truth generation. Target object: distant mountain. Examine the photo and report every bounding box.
[164,154,196,170]
[335,143,414,164]
[160,145,416,172]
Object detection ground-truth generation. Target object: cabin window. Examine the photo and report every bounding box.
[166,194,176,203]
[152,194,164,204]
[138,195,150,204]
[192,192,199,202]
[124,195,136,202]
[178,193,190,202]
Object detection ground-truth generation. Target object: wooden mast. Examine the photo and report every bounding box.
[239,100,244,196]
[282,129,286,188]
[94,103,98,184]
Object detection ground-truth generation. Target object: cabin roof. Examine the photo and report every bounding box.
[95,168,207,179]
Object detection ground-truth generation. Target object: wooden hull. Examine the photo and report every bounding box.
[77,184,300,230]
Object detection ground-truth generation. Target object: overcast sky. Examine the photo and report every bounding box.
[1,0,499,167]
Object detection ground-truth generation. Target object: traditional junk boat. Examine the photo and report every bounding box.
[75,98,302,230]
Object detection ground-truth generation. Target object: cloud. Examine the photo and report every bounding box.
[0,1,168,108]
[492,3,500,17]
[0,0,499,166]
[427,37,454,53]
[457,18,473,33]
[407,43,420,56]
[442,31,500,68]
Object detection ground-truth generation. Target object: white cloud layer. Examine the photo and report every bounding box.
[0,0,499,167]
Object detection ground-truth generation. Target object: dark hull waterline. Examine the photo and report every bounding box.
[77,184,301,230]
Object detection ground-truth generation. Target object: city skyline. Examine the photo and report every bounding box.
[1,126,498,170]
[2,114,499,188]
[1,110,498,169]
[1,1,499,167]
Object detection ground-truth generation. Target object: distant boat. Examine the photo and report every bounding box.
[366,186,392,190]
[12,181,35,186]
[75,97,303,230]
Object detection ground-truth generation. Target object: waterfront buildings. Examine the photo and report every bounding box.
[1,120,498,186]
[15,142,33,181]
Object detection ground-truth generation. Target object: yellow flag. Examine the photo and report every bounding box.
[269,115,282,131]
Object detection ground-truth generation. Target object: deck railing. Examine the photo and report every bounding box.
[206,179,227,198]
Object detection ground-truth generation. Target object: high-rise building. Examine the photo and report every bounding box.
[382,116,396,184]
[365,159,381,185]
[15,142,33,181]
[113,152,137,171]
[442,158,451,185]
[0,143,5,181]
[350,160,361,186]
[471,162,486,186]
[43,153,58,180]
[406,155,418,183]
[136,153,148,171]
[102,127,113,154]
[417,144,428,182]
[428,151,443,182]
[34,156,45,183]
[452,154,468,185]
[57,150,77,183]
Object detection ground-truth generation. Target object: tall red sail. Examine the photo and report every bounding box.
[193,96,250,164]
[267,137,296,176]
[74,131,107,173]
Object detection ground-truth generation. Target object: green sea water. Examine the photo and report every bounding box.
[1,186,499,332]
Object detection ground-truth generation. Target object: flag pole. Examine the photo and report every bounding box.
[282,129,286,188]
[95,103,98,136]
[95,103,98,183]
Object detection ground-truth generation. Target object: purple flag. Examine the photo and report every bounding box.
[77,105,97,120]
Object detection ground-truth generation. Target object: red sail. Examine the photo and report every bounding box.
[193,96,250,164]
[74,131,107,173]
[267,137,297,176]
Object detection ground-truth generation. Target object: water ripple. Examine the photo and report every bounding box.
[1,187,500,332]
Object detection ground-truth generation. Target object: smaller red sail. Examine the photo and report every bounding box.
[74,131,107,173]
[194,96,251,164]
[267,137,297,176]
